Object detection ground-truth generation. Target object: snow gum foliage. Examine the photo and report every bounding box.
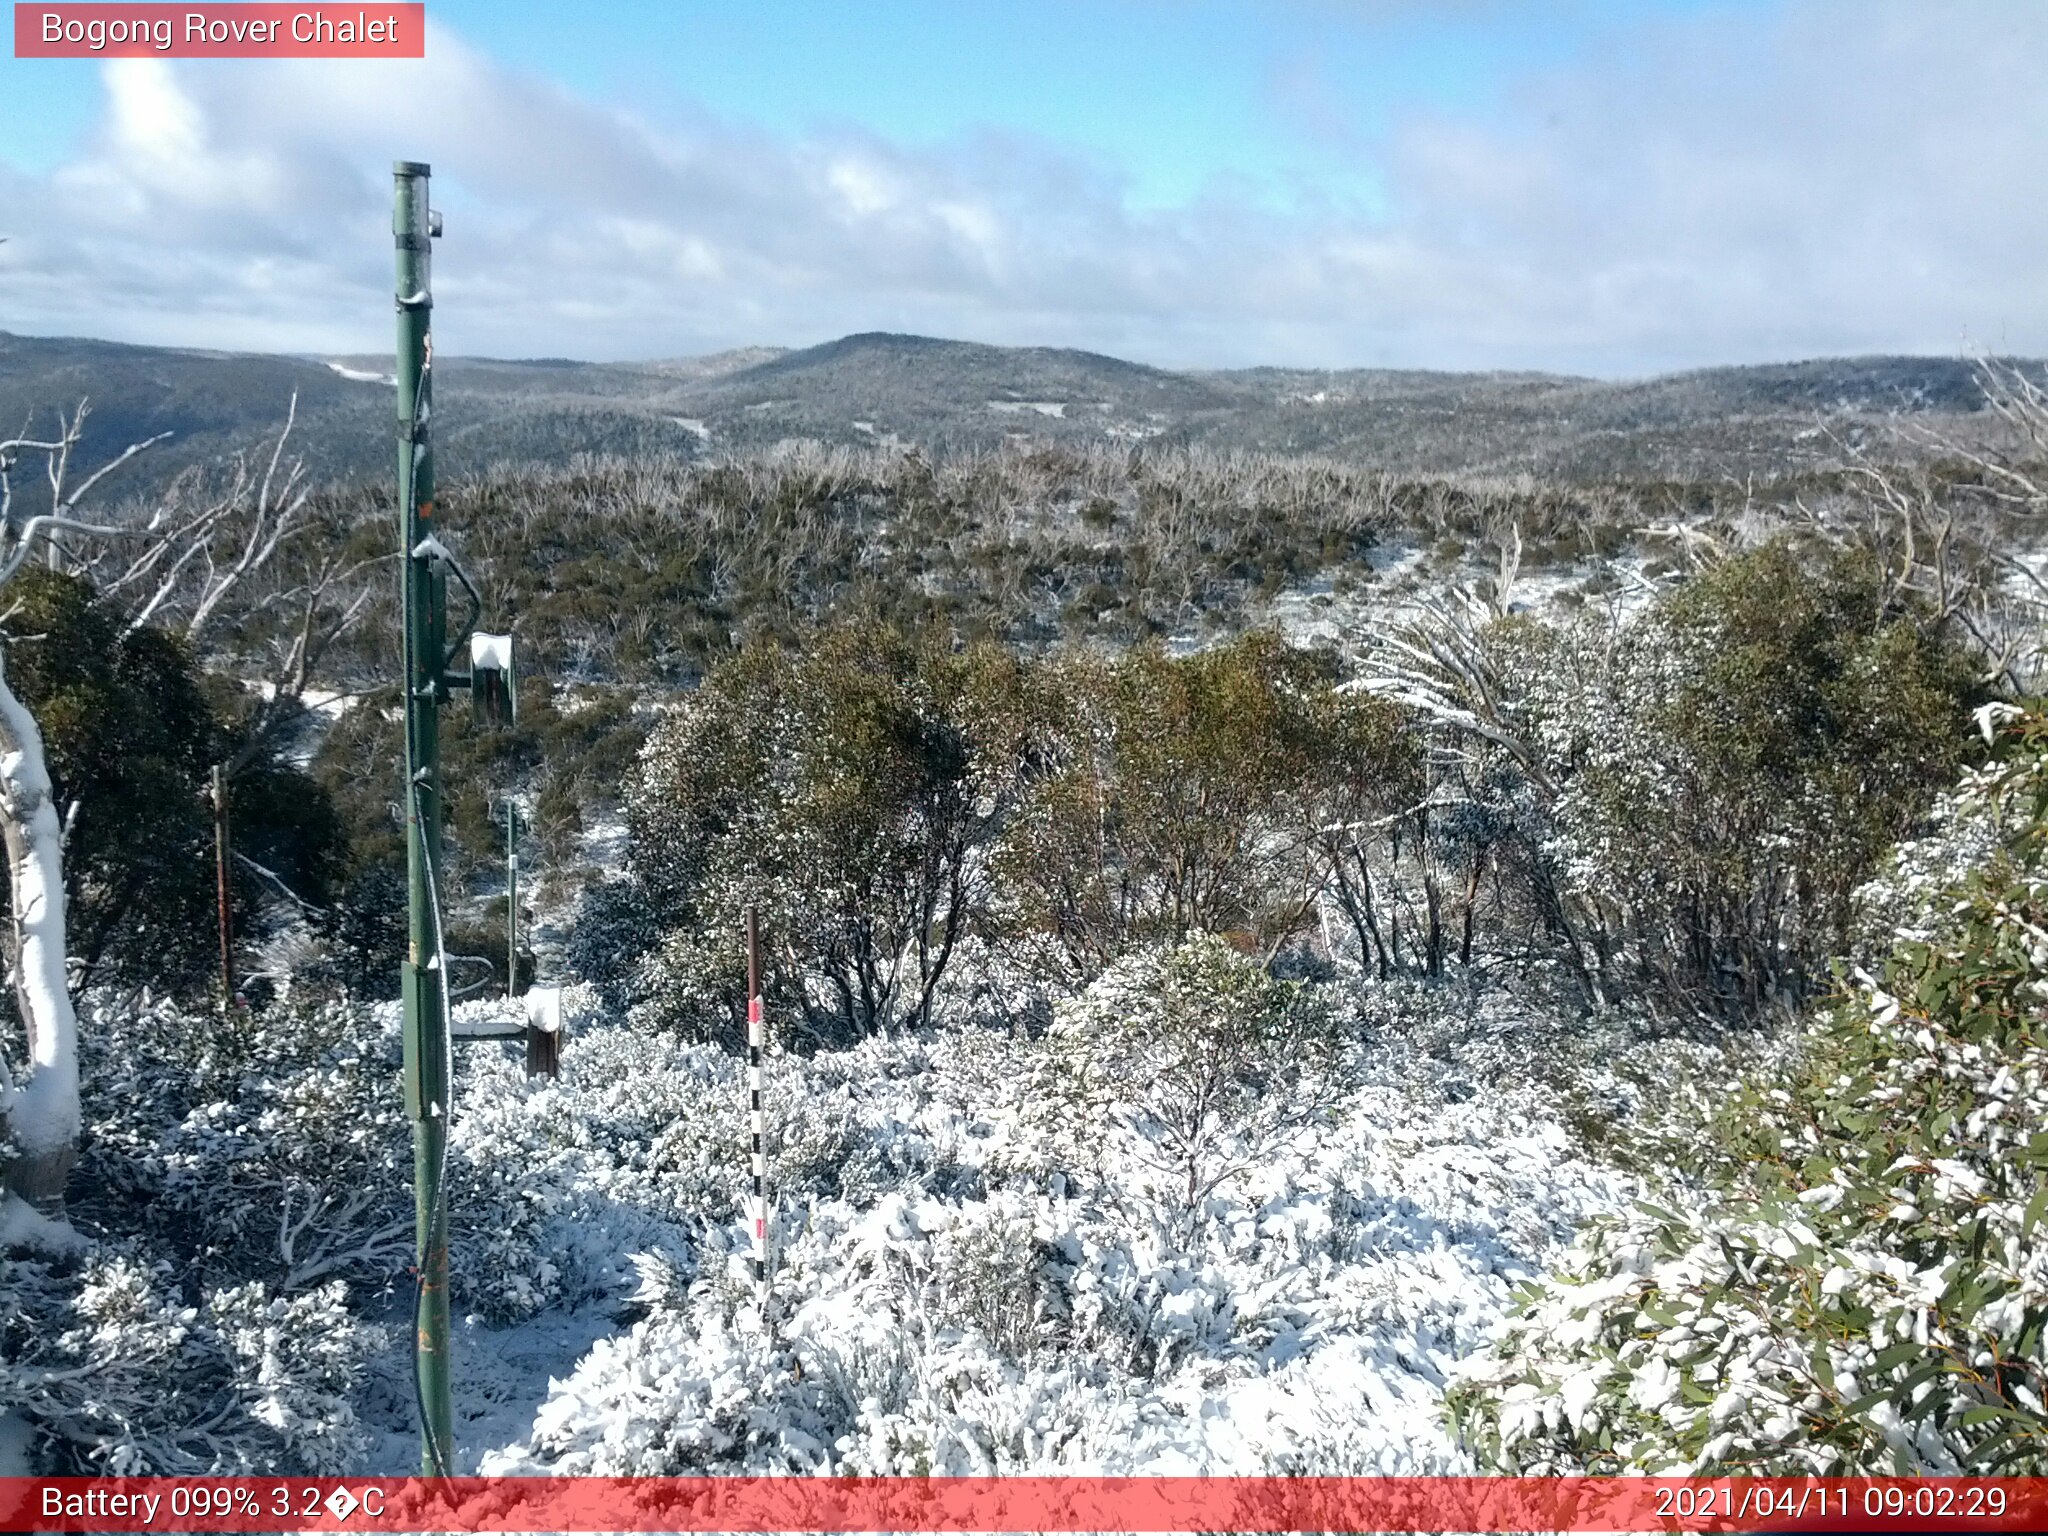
[615,626,1406,1036]
[0,567,351,1003]
[993,633,1408,981]
[1450,706,2048,1474]
[1500,543,1980,1014]
[626,623,1037,1044]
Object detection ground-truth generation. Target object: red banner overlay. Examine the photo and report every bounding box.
[14,4,424,57]
[2,1477,2046,1533]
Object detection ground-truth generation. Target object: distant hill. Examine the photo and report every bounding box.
[0,329,2028,498]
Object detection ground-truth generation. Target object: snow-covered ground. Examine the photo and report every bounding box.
[340,976,1642,1476]
[1259,535,1668,657]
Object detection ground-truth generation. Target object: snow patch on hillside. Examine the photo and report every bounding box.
[326,362,394,385]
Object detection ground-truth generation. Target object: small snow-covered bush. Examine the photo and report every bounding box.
[1449,707,2048,1474]
[513,1304,826,1475]
[441,1018,870,1322]
[1,1248,371,1473]
[930,1197,1055,1360]
[1046,934,1350,1216]
[76,997,413,1293]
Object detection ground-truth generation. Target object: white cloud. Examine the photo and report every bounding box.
[1,3,2044,372]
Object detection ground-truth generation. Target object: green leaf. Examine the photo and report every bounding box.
[2022,1183,2048,1241]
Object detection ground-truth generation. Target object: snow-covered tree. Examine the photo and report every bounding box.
[0,402,348,1210]
[1043,933,1350,1218]
[1365,541,1981,1017]
[0,421,139,1210]
[1448,705,2048,1474]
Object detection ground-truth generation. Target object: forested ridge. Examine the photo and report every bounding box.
[1,358,2044,1476]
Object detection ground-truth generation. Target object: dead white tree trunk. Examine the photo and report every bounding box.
[0,646,80,1209]
[0,411,170,1211]
[0,400,359,1213]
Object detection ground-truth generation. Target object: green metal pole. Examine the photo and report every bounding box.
[393,160,454,1478]
[506,800,518,1000]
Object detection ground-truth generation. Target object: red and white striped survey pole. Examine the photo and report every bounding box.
[745,908,768,1309]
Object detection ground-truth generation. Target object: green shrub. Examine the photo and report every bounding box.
[1520,542,1982,1013]
[1448,705,2048,1474]
[995,630,1408,981]
[1042,932,1350,1219]
[628,622,1037,1044]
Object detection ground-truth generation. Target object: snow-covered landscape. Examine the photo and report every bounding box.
[3,411,2044,1478]
[462,979,1639,1476]
[6,1,2048,1510]
[15,945,1663,1476]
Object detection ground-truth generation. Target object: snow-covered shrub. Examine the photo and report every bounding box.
[5,988,403,1473]
[1377,543,1981,1017]
[1044,934,1350,1218]
[1,1248,371,1473]
[1449,706,2048,1474]
[566,874,661,1017]
[929,1196,1056,1360]
[1849,702,2033,956]
[441,1028,731,1322]
[75,996,413,1293]
[510,1302,829,1475]
[438,1019,879,1322]
[490,1016,1634,1478]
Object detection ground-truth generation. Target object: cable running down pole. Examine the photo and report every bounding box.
[393,159,454,1480]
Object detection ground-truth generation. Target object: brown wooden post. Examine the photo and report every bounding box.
[524,984,562,1079]
[525,1013,559,1078]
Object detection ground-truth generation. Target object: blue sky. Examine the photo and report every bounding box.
[1,0,2041,371]
[415,0,1609,209]
[4,0,1638,199]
